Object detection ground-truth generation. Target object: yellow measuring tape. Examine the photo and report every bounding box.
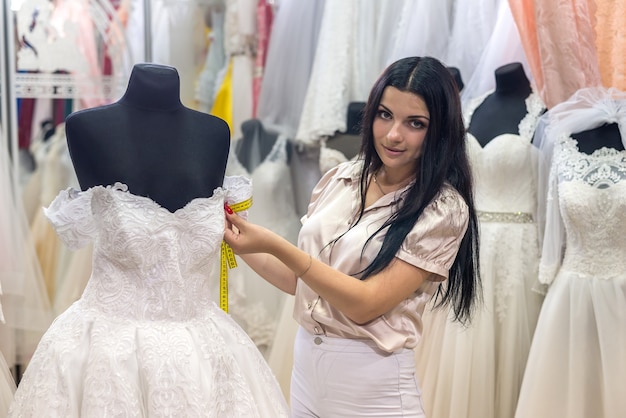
[220,197,253,313]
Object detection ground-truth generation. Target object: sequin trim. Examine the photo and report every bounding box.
[477,211,534,223]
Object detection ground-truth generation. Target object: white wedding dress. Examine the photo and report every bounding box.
[516,135,626,418]
[8,177,289,417]
[416,91,545,418]
[225,135,301,358]
[0,351,15,417]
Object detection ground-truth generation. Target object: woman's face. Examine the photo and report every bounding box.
[372,86,430,177]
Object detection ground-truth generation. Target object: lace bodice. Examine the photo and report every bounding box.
[44,176,250,321]
[543,136,626,281]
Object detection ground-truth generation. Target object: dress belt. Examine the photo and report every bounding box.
[477,210,534,223]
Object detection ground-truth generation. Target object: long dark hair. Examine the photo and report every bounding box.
[356,56,480,324]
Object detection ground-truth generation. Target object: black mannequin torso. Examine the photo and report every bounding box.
[467,62,532,147]
[571,123,624,154]
[65,63,230,212]
[235,119,283,173]
[447,66,464,92]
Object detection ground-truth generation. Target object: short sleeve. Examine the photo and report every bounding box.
[43,187,97,250]
[396,189,469,279]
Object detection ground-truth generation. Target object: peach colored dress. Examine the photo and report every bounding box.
[508,0,601,108]
[594,0,626,90]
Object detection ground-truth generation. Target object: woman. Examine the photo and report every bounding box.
[224,56,481,417]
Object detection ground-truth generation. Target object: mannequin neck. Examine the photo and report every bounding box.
[119,64,183,111]
[493,62,532,97]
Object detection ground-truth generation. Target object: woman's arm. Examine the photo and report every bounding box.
[224,211,434,324]
[236,252,298,295]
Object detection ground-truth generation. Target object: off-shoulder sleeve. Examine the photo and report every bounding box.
[223,175,253,220]
[397,189,469,280]
[43,188,96,250]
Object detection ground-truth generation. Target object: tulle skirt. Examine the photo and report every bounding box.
[515,272,626,418]
[9,298,289,417]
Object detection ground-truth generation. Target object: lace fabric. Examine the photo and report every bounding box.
[534,86,626,286]
[595,0,626,91]
[509,0,601,109]
[538,135,626,285]
[516,96,626,417]
[463,89,545,140]
[295,1,400,145]
[8,177,289,417]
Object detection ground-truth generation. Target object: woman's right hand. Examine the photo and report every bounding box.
[223,204,277,255]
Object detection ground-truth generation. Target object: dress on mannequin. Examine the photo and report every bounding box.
[0,339,16,418]
[196,4,226,114]
[416,63,545,418]
[296,1,401,144]
[8,64,289,417]
[225,119,300,350]
[27,124,79,306]
[516,87,626,418]
[467,62,533,146]
[256,0,326,139]
[0,228,16,416]
[0,126,53,378]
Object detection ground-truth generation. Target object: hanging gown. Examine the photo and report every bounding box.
[152,0,206,108]
[223,0,256,142]
[444,0,501,84]
[516,136,626,417]
[386,0,454,66]
[8,177,289,417]
[507,0,600,109]
[415,91,545,418]
[0,346,16,418]
[224,135,301,360]
[28,124,78,305]
[256,0,326,138]
[0,129,53,373]
[595,0,626,91]
[196,8,226,114]
[295,0,400,145]
[460,1,532,107]
[0,135,18,417]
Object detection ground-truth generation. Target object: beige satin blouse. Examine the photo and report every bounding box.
[294,161,469,353]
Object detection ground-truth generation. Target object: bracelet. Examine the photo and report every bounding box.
[297,254,313,277]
